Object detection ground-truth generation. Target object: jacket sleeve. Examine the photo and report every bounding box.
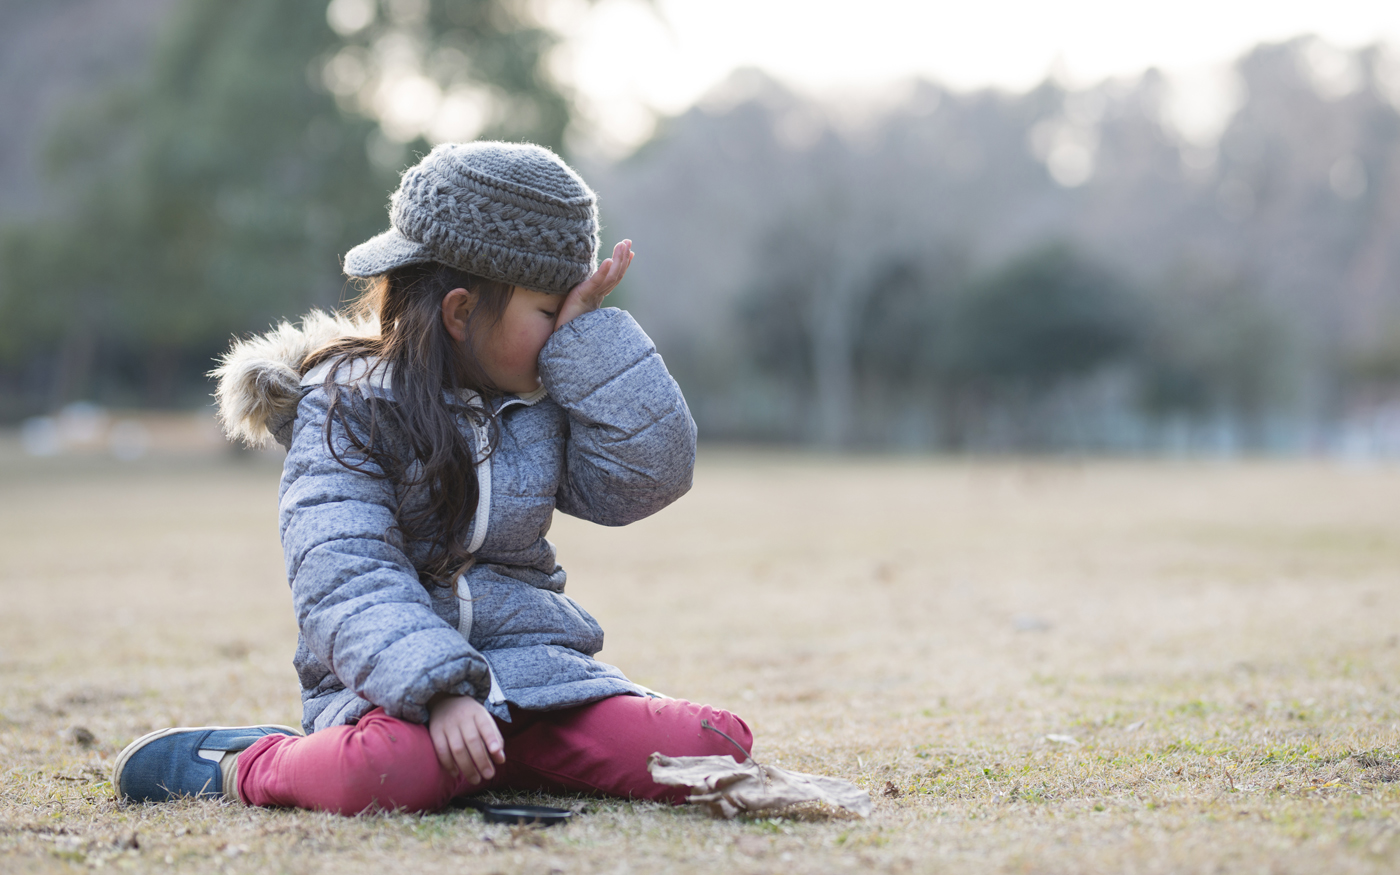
[278,387,490,724]
[538,307,698,526]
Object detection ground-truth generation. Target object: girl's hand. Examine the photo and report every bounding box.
[427,694,505,784]
[555,239,634,331]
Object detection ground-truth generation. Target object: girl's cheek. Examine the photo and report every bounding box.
[533,323,554,353]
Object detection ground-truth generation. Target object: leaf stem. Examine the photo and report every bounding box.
[700,719,752,761]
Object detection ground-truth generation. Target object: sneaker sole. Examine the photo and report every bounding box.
[112,723,304,801]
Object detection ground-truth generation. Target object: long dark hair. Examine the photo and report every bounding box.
[305,262,514,585]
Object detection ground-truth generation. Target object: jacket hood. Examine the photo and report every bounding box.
[212,310,378,447]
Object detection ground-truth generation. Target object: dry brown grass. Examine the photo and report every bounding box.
[1,438,1398,873]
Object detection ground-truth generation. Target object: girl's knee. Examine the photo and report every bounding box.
[624,697,754,758]
[691,704,752,757]
[318,710,453,813]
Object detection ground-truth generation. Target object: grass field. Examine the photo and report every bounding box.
[1,441,1398,873]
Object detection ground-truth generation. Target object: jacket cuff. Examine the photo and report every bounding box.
[380,652,491,724]
[538,308,654,406]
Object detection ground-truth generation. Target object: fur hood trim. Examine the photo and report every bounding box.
[212,310,378,447]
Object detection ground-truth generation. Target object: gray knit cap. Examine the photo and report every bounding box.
[344,141,599,295]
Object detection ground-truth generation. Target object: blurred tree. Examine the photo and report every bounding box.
[917,244,1142,448]
[1137,276,1299,431]
[736,198,863,448]
[322,0,570,149]
[1348,325,1400,388]
[742,238,1143,447]
[853,259,956,389]
[948,244,1143,385]
[738,199,894,448]
[0,0,573,411]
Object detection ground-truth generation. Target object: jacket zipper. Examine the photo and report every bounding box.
[457,390,543,708]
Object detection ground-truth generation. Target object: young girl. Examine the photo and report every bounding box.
[112,141,751,814]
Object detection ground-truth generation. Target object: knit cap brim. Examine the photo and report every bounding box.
[343,228,437,278]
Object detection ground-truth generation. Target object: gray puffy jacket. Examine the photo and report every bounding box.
[213,307,696,733]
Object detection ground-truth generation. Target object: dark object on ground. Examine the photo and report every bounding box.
[456,798,574,826]
[68,726,96,747]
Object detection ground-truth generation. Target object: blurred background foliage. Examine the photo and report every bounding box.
[589,47,1400,453]
[2,0,1399,453]
[0,0,568,412]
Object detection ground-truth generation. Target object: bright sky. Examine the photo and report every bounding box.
[548,0,1400,150]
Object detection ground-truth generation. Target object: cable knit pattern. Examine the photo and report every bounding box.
[343,142,599,295]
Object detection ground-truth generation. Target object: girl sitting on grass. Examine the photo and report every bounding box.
[111,141,751,814]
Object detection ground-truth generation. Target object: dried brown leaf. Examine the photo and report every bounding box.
[647,753,872,819]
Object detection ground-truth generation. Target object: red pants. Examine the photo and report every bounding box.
[237,696,751,814]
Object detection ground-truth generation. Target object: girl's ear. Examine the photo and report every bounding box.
[441,287,478,343]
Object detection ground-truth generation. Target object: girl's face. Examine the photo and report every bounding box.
[472,286,560,394]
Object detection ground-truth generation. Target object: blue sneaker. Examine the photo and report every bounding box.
[113,724,302,803]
